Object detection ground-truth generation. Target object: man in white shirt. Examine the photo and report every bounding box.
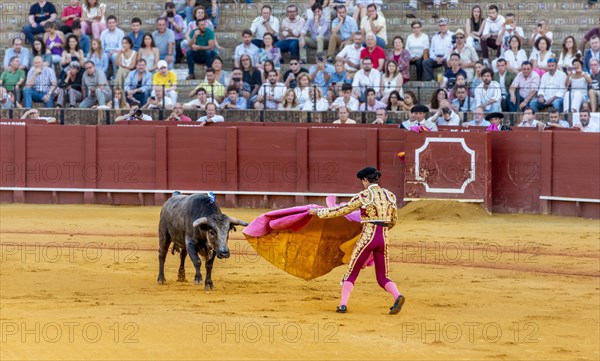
[100,15,125,78]
[517,107,539,127]
[423,18,454,81]
[254,70,286,110]
[336,32,364,73]
[250,5,280,48]
[330,83,359,111]
[531,58,566,112]
[275,4,305,59]
[196,102,224,125]
[573,110,600,132]
[360,4,386,48]
[474,68,502,112]
[462,107,491,127]
[142,85,174,110]
[480,5,505,66]
[234,29,261,68]
[352,57,380,101]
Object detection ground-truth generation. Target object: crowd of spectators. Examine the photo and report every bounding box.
[1,0,599,131]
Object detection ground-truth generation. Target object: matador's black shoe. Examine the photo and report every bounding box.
[336,305,347,313]
[389,295,405,315]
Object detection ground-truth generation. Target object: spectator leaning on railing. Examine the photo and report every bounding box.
[332,106,356,124]
[196,102,224,125]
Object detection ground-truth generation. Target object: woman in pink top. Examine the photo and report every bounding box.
[81,0,107,39]
[387,36,411,83]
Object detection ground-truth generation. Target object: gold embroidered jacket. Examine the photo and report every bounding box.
[317,185,398,228]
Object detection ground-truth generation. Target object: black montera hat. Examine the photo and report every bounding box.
[485,112,505,121]
[410,104,430,113]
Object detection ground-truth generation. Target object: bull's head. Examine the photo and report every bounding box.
[193,214,249,259]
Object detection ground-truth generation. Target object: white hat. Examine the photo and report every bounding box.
[157,60,168,69]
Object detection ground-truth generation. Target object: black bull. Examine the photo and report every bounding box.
[157,193,249,291]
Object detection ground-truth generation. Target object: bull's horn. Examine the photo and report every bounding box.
[193,217,209,227]
[228,215,249,226]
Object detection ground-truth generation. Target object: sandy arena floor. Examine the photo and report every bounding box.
[0,202,599,360]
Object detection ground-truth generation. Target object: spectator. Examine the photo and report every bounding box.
[153,60,178,104]
[220,86,247,110]
[465,5,484,51]
[279,88,299,110]
[258,34,282,72]
[60,35,85,76]
[79,60,110,108]
[43,22,64,65]
[261,60,277,84]
[293,73,311,109]
[450,29,478,80]
[423,18,454,81]
[583,36,600,74]
[142,85,173,110]
[137,33,160,73]
[474,68,501,112]
[494,58,516,111]
[441,53,467,91]
[471,60,485,93]
[23,55,57,108]
[165,103,193,121]
[114,37,137,87]
[183,87,218,109]
[480,5,505,66]
[406,21,429,81]
[353,0,383,24]
[463,107,491,127]
[87,38,108,74]
[360,34,386,72]
[81,0,107,39]
[191,67,225,103]
[332,106,356,124]
[327,59,352,102]
[530,36,554,74]
[380,60,403,104]
[250,5,280,48]
[428,88,451,112]
[301,86,329,111]
[240,55,262,104]
[54,61,83,108]
[114,105,152,122]
[282,57,308,89]
[360,4,386,49]
[327,5,358,62]
[225,67,246,91]
[71,21,90,57]
[359,87,386,111]
[387,90,403,111]
[352,57,381,101]
[496,12,525,57]
[0,87,15,109]
[309,52,335,95]
[589,59,600,112]
[509,61,540,112]
[0,57,26,104]
[428,106,460,126]
[453,84,476,112]
[207,56,228,85]
[23,0,58,45]
[544,108,570,128]
[401,104,438,131]
[387,36,410,84]
[3,38,30,72]
[128,17,145,52]
[275,4,305,59]
[330,82,359,111]
[448,73,470,100]
[162,2,185,64]
[336,32,364,74]
[186,19,216,79]
[503,35,528,73]
[20,108,56,122]
[59,0,83,34]
[183,1,219,29]
[124,58,152,106]
[372,108,389,123]
[100,15,125,77]
[517,107,540,127]
[529,19,553,49]
[152,17,176,70]
[300,4,330,64]
[254,70,286,110]
[558,36,580,73]
[104,87,129,109]
[564,56,592,113]
[196,102,224,125]
[580,18,600,53]
[573,109,599,132]
[234,30,261,68]
[181,5,222,57]
[397,90,417,112]
[532,58,566,112]
[306,0,333,23]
